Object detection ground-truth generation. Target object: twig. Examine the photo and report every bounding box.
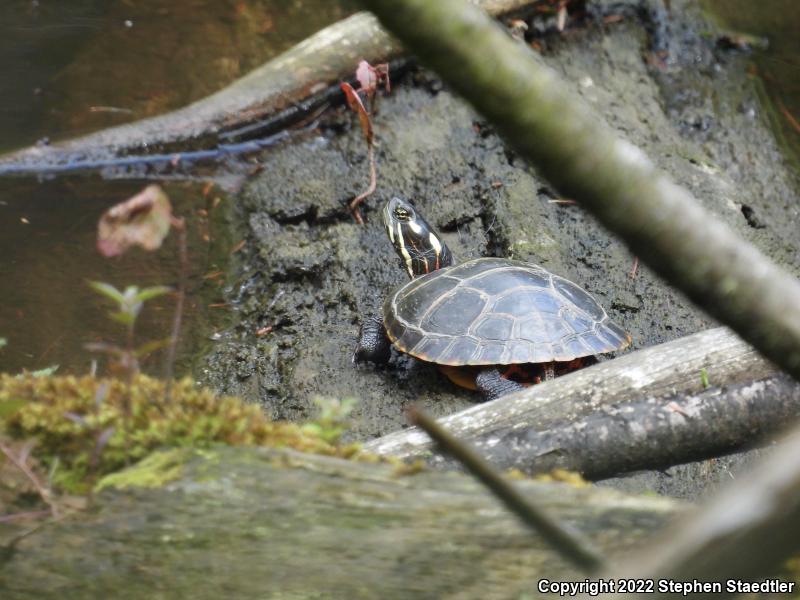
[777,97,800,135]
[629,256,639,278]
[0,510,51,523]
[164,216,188,402]
[0,442,58,518]
[349,143,376,224]
[407,405,605,573]
[123,318,135,463]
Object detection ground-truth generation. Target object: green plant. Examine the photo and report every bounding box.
[700,368,710,389]
[94,184,188,397]
[301,396,358,444]
[86,282,172,376]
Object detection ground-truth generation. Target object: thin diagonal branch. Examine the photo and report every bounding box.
[408,406,605,573]
[0,442,59,518]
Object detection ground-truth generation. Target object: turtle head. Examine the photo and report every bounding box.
[383,197,454,279]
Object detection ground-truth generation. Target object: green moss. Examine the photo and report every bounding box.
[0,373,361,493]
[95,448,189,491]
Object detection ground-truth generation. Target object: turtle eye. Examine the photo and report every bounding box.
[394,206,412,221]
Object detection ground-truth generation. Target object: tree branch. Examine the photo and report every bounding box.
[441,372,799,479]
[0,1,536,175]
[366,327,776,463]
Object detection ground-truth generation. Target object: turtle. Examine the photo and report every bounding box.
[353,197,631,401]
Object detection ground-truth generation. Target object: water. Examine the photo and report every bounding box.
[703,0,800,166]
[0,0,352,375]
[0,177,235,374]
[0,0,354,151]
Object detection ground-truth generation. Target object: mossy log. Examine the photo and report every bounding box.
[0,447,681,599]
[366,327,778,475]
[0,0,535,175]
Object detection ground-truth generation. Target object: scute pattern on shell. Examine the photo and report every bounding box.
[383,258,631,366]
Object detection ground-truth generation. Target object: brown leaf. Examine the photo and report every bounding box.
[355,60,378,93]
[340,82,373,145]
[97,185,173,257]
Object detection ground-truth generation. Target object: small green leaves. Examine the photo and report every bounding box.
[135,286,172,304]
[88,282,172,328]
[301,396,358,444]
[88,281,126,304]
[109,311,136,326]
[0,338,7,350]
[700,368,710,389]
[135,337,173,358]
[12,365,59,379]
[97,185,173,257]
[29,365,60,378]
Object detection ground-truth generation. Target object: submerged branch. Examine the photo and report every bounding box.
[0,1,536,176]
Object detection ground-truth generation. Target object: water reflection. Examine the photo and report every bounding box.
[0,178,231,375]
[0,0,354,152]
[703,0,800,166]
[0,0,352,377]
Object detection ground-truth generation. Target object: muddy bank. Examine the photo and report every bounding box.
[201,0,800,497]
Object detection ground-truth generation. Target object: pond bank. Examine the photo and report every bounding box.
[201,0,800,498]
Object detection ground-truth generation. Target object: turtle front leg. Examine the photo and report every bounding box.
[475,367,526,402]
[353,315,392,364]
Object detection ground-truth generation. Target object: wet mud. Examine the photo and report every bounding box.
[200,0,800,497]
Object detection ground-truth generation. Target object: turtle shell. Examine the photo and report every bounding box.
[383,257,630,366]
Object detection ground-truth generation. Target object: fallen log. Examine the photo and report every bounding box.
[0,446,681,598]
[365,327,778,467]
[450,373,799,479]
[0,1,535,175]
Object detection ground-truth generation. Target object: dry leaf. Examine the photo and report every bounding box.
[97,185,173,257]
[340,82,373,145]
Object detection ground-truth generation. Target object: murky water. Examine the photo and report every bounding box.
[703,0,800,166]
[0,0,354,151]
[0,178,234,374]
[0,0,351,375]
